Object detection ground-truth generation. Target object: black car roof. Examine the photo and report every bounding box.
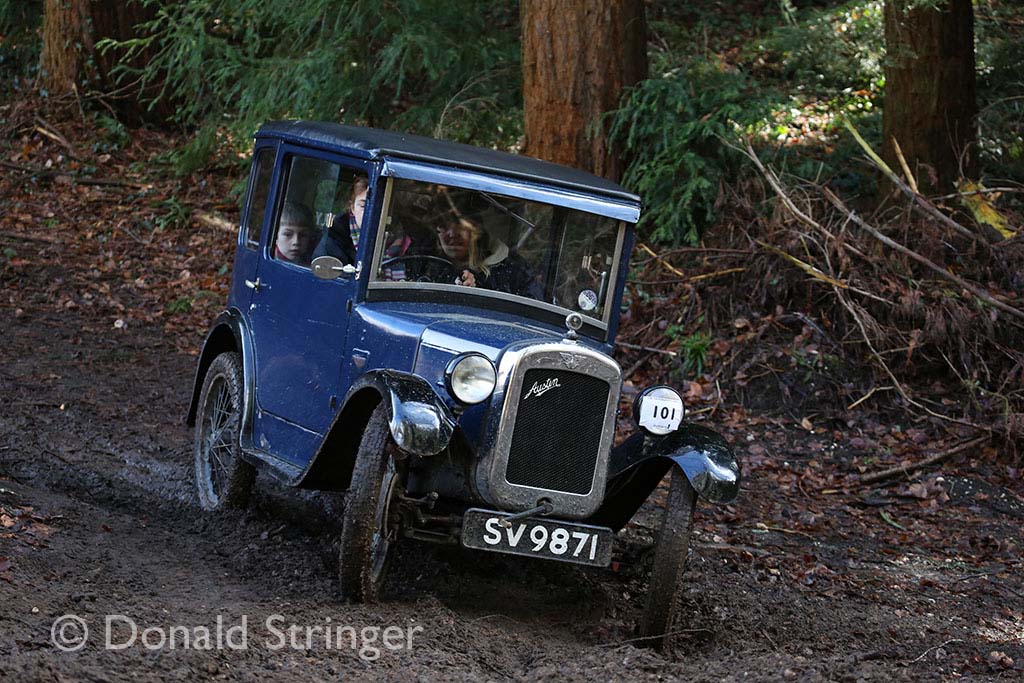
[256,120,640,204]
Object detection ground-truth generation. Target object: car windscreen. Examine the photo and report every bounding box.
[369,179,624,324]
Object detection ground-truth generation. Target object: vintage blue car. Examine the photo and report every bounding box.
[186,121,740,647]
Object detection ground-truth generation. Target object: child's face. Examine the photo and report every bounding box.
[276,223,314,263]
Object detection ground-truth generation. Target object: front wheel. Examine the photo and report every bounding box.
[638,466,697,651]
[338,404,401,603]
[193,352,256,511]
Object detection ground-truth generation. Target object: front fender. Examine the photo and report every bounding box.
[586,424,741,531]
[295,370,457,490]
[347,370,457,457]
[625,424,741,504]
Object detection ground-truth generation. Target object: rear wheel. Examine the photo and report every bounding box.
[193,352,256,511]
[638,466,697,651]
[338,404,401,602]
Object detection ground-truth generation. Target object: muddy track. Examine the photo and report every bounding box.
[2,260,1023,681]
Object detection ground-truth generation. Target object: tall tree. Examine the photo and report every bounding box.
[522,0,647,181]
[41,0,90,96]
[40,0,161,118]
[882,0,977,195]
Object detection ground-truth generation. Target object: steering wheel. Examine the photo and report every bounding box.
[379,254,459,283]
[380,254,456,270]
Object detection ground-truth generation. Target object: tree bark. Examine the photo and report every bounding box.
[521,0,647,181]
[41,1,168,119]
[882,0,977,195]
[88,0,158,89]
[41,0,91,96]
[88,0,172,121]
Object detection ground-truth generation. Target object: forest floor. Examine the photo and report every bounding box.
[1,114,1023,682]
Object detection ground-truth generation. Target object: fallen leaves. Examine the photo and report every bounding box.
[986,650,1014,670]
[1,120,238,357]
[0,499,57,553]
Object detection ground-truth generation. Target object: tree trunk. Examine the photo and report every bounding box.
[882,0,977,195]
[41,0,91,96]
[88,0,158,88]
[522,0,647,181]
[88,0,171,121]
[41,0,168,120]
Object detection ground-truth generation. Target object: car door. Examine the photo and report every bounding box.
[247,148,373,466]
[231,143,278,313]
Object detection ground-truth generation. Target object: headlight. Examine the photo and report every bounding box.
[445,353,497,404]
[633,385,685,435]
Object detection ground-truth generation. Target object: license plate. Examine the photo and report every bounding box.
[460,508,613,567]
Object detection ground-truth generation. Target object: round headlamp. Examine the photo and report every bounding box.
[633,385,685,436]
[445,353,497,405]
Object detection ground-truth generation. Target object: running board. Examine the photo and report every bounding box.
[240,447,303,484]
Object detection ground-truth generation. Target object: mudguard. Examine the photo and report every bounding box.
[295,369,456,490]
[586,424,741,532]
[185,309,253,427]
[343,370,456,457]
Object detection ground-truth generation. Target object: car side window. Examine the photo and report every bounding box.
[271,155,368,269]
[242,148,274,249]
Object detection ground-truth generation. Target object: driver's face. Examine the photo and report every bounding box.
[437,219,477,263]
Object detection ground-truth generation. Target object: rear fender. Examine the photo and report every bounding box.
[186,309,253,428]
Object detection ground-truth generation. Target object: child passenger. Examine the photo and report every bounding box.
[313,176,369,265]
[275,201,316,266]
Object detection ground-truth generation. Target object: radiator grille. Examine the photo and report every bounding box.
[504,369,610,495]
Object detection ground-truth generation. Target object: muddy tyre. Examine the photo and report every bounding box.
[193,352,256,511]
[338,404,400,603]
[638,466,697,651]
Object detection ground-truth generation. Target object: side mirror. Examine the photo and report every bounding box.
[311,255,357,280]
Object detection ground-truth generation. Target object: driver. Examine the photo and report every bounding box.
[433,214,542,299]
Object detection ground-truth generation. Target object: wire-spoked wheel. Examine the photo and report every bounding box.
[193,352,255,511]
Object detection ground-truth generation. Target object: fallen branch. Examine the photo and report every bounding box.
[739,142,820,232]
[0,230,57,244]
[859,435,990,485]
[0,160,147,188]
[890,137,919,194]
[0,160,37,173]
[695,543,770,557]
[629,267,746,286]
[194,211,236,233]
[822,187,1024,323]
[615,341,678,357]
[907,639,964,665]
[834,286,988,432]
[847,385,894,410]
[756,240,849,289]
[636,242,685,277]
[33,116,78,159]
[75,177,147,189]
[843,119,991,246]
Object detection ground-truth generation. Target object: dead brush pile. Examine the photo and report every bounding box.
[617,140,1023,449]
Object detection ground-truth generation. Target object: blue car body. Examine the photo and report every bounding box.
[187,121,739,533]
